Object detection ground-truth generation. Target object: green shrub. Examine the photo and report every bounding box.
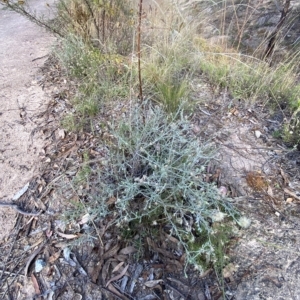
[54,34,102,78]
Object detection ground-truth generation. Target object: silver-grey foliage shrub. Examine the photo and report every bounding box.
[93,104,238,269]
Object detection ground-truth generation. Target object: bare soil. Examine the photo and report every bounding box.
[0,0,55,240]
[190,83,300,300]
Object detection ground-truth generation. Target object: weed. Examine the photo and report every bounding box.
[75,95,99,117]
[272,130,282,139]
[83,104,239,271]
[63,198,87,221]
[61,113,79,132]
[188,222,233,279]
[142,32,195,112]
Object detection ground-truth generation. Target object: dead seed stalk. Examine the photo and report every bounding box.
[137,0,143,101]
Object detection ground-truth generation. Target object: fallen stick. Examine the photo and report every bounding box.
[0,202,42,216]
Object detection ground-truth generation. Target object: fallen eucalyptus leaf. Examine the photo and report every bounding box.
[106,264,129,287]
[144,279,163,288]
[56,231,78,239]
[31,273,41,294]
[119,246,137,255]
[112,261,124,273]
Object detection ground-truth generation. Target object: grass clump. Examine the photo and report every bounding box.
[154,79,189,114]
[55,34,131,130]
[143,40,193,113]
[193,38,300,103]
[55,0,135,54]
[83,104,239,271]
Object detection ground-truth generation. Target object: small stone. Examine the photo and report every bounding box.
[218,186,227,197]
[35,259,46,273]
[254,130,261,138]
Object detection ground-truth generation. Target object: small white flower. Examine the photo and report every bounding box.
[189,235,195,243]
[237,216,251,229]
[194,264,200,271]
[175,217,183,225]
[211,211,226,222]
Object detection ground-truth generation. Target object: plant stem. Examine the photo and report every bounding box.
[137,0,143,101]
[4,0,63,37]
[82,0,99,40]
[264,0,291,61]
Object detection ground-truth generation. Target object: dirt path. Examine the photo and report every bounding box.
[0,0,55,240]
